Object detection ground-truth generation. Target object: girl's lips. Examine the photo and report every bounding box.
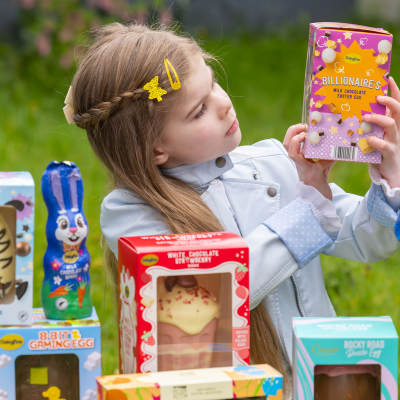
[226,118,239,136]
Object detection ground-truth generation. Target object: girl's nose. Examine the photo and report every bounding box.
[70,227,78,234]
[218,95,233,120]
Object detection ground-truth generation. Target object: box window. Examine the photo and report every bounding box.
[0,206,16,305]
[15,354,80,400]
[157,273,232,371]
[314,364,381,400]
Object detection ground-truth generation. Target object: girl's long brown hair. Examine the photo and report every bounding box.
[72,22,288,389]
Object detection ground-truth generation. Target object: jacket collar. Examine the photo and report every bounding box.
[160,154,234,187]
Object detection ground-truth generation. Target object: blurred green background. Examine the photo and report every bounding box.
[1,0,400,379]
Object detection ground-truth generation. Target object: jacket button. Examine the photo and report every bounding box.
[267,187,277,197]
[215,157,226,168]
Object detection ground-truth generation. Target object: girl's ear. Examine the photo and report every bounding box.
[153,147,169,166]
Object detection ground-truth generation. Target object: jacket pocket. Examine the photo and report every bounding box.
[222,178,281,237]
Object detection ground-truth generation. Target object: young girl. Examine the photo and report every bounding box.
[68,23,400,394]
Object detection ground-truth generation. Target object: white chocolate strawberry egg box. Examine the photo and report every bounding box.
[302,22,393,162]
[118,232,250,374]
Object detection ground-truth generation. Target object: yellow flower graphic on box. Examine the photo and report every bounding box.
[315,40,386,122]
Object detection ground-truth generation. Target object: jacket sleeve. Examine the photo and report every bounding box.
[243,223,300,309]
[245,180,400,310]
[321,182,400,262]
[265,138,400,263]
[246,199,333,310]
[100,189,170,258]
[241,139,400,310]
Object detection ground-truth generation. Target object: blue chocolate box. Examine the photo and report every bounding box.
[0,307,101,400]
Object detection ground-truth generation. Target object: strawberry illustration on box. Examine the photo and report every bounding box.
[118,232,250,373]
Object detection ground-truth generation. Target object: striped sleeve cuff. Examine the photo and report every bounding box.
[263,200,333,268]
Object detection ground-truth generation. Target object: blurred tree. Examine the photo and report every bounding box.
[7,0,173,69]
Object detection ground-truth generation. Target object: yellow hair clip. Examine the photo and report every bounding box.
[143,76,167,102]
[164,58,181,90]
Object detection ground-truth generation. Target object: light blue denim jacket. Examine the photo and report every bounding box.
[101,139,400,368]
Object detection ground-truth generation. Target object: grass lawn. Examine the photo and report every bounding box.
[1,24,400,377]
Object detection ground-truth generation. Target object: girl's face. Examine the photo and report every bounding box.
[155,56,241,169]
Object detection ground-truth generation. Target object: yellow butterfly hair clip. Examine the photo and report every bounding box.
[143,76,167,102]
[143,59,181,102]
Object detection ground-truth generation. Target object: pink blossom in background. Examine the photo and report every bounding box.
[160,9,173,25]
[59,28,74,43]
[68,12,85,31]
[87,0,101,8]
[35,34,51,56]
[20,0,35,10]
[90,18,102,31]
[38,0,51,9]
[135,10,148,25]
[98,0,115,14]
[59,53,72,69]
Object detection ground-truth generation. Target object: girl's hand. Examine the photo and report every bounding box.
[366,77,400,188]
[283,124,336,200]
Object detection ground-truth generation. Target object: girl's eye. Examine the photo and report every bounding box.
[194,104,206,119]
[212,78,218,87]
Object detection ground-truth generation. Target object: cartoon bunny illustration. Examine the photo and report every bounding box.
[41,161,92,319]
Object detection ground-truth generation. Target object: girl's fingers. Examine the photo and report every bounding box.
[316,159,335,180]
[288,131,306,163]
[364,113,398,143]
[389,77,400,104]
[366,136,391,154]
[317,159,336,171]
[283,124,306,151]
[376,95,400,126]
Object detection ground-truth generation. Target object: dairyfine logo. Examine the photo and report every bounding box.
[141,254,159,266]
[0,334,24,350]
[312,344,340,356]
[125,285,130,298]
[344,53,361,64]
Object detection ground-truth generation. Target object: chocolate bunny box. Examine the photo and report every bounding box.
[118,232,250,374]
[41,161,92,321]
[302,23,392,162]
[0,172,34,326]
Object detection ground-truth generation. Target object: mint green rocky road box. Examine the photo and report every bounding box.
[292,317,398,400]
